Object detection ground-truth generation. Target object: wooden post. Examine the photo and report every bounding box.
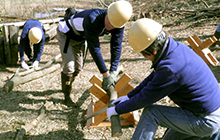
[3,25,11,65]
[2,25,19,65]
[9,25,19,65]
[0,35,4,64]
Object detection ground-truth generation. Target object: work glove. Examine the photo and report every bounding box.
[102,75,115,91]
[21,61,29,70]
[110,71,118,83]
[107,106,118,121]
[112,95,129,105]
[33,61,39,69]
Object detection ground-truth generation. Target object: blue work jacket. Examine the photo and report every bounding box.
[116,37,220,115]
[19,19,45,62]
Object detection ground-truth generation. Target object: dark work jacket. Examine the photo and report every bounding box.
[19,19,45,62]
[66,9,124,73]
[116,37,220,115]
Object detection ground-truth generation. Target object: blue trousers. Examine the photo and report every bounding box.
[132,105,220,140]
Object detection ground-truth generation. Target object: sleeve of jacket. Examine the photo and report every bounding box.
[115,67,179,114]
[109,28,124,72]
[19,28,30,62]
[83,14,108,73]
[127,70,155,98]
[33,33,45,62]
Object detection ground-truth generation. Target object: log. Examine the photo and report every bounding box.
[0,35,4,64]
[3,26,11,65]
[15,105,46,140]
[107,85,122,137]
[0,18,62,27]
[9,26,19,65]
[45,24,57,41]
[3,54,61,92]
[18,54,61,76]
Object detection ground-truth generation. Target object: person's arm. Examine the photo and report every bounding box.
[19,28,30,62]
[33,34,45,62]
[115,67,179,114]
[127,70,155,98]
[109,28,124,72]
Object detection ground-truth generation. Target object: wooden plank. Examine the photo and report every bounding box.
[118,83,134,97]
[115,73,132,92]
[89,84,108,103]
[89,75,102,87]
[93,101,107,126]
[9,25,19,65]
[192,35,202,46]
[202,48,219,66]
[89,120,136,128]
[200,36,217,50]
[3,26,12,65]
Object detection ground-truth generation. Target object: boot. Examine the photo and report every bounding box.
[61,72,77,107]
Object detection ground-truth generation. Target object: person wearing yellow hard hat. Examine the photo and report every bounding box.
[57,0,132,107]
[107,18,220,139]
[19,19,45,70]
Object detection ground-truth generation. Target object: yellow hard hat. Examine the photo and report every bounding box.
[128,18,162,52]
[107,0,133,28]
[28,27,42,44]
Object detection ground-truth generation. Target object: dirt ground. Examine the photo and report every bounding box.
[0,0,220,140]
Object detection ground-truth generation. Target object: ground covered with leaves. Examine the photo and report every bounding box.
[0,0,220,140]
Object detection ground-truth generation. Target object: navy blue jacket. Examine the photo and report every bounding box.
[19,19,45,62]
[116,37,220,115]
[216,24,220,33]
[72,9,124,73]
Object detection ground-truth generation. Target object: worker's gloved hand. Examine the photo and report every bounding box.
[21,61,29,70]
[33,61,39,69]
[102,75,115,91]
[107,106,118,121]
[110,71,118,83]
[112,95,129,105]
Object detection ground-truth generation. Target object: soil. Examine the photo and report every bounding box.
[0,0,220,140]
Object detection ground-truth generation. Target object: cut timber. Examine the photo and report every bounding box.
[4,63,60,93]
[1,25,19,65]
[3,54,61,92]
[3,26,11,65]
[87,74,138,134]
[0,18,62,27]
[45,24,57,41]
[15,106,46,140]
[186,35,218,66]
[18,54,61,76]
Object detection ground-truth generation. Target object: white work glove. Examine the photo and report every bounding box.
[33,61,39,69]
[21,61,29,70]
[112,95,129,105]
[107,106,118,121]
[109,71,118,83]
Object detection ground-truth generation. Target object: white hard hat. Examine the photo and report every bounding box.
[107,0,133,28]
[128,18,162,52]
[28,27,42,44]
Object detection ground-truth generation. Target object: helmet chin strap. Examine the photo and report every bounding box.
[151,31,169,68]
